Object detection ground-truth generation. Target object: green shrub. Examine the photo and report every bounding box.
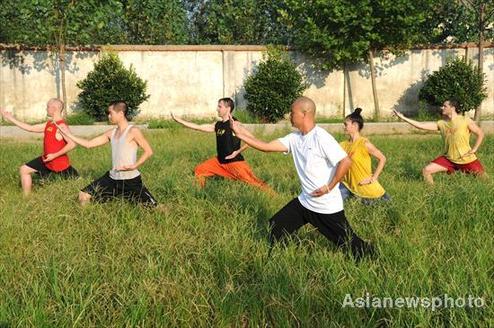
[418,58,487,113]
[244,48,307,123]
[65,112,95,125]
[232,109,261,123]
[77,53,150,121]
[411,100,441,122]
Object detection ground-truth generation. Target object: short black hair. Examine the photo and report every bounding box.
[345,107,364,130]
[218,97,235,112]
[109,100,129,118]
[446,99,461,113]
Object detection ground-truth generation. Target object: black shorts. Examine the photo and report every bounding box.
[81,171,157,207]
[25,156,79,179]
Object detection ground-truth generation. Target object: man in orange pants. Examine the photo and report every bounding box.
[171,98,272,192]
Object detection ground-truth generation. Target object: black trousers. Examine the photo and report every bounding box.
[82,171,158,207]
[270,198,374,259]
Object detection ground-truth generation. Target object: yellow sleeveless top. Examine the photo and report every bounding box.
[437,116,477,164]
[340,137,386,199]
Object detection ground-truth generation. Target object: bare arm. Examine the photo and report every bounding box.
[236,125,256,152]
[42,123,77,162]
[311,156,352,197]
[0,108,45,133]
[359,141,386,185]
[230,119,287,152]
[467,120,484,154]
[119,128,153,170]
[171,112,215,133]
[393,109,438,131]
[224,124,253,159]
[57,124,111,148]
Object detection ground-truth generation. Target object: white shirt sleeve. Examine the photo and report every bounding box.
[319,131,347,166]
[277,133,294,154]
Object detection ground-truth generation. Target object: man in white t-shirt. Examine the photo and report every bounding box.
[229,97,374,259]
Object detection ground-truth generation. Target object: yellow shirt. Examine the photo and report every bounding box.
[437,116,477,164]
[340,137,386,199]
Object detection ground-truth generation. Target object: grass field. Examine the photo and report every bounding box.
[0,128,493,327]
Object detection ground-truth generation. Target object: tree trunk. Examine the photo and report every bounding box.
[343,64,347,118]
[368,49,380,120]
[474,2,484,122]
[59,42,67,117]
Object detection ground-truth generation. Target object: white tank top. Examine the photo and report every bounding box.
[109,125,140,180]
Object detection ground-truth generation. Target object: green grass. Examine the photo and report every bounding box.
[0,129,493,327]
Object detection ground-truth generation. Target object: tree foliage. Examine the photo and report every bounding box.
[119,0,188,44]
[423,0,494,44]
[418,58,487,113]
[0,0,123,46]
[77,53,150,120]
[1,0,493,46]
[280,0,436,70]
[244,49,307,123]
[175,0,288,44]
[0,0,188,45]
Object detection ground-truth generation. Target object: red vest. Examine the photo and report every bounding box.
[43,120,70,171]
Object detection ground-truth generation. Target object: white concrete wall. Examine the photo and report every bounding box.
[1,45,493,120]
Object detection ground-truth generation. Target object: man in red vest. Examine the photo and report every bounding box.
[0,98,79,196]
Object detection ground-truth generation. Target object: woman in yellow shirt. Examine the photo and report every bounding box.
[339,108,390,204]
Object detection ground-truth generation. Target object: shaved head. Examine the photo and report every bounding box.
[48,98,64,111]
[292,96,316,117]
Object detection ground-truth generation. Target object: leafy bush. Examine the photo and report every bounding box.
[414,101,440,122]
[232,109,261,123]
[65,112,95,125]
[418,58,487,113]
[77,53,150,121]
[244,48,307,123]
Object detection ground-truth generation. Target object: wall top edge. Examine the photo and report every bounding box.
[1,43,493,52]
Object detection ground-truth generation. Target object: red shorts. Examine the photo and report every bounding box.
[432,156,484,174]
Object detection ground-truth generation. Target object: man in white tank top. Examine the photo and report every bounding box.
[57,101,158,207]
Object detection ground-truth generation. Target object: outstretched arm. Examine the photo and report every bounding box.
[42,123,77,162]
[171,112,215,132]
[117,128,153,171]
[359,141,386,185]
[393,109,438,131]
[56,123,111,148]
[230,118,287,153]
[0,108,45,133]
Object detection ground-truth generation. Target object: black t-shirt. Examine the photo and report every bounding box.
[215,119,244,164]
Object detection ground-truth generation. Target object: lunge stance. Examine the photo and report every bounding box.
[0,99,78,196]
[231,97,374,259]
[57,101,157,206]
[172,98,271,192]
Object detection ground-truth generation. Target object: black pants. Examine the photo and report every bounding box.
[270,198,374,259]
[82,171,158,207]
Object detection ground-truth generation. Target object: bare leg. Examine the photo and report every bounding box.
[19,165,37,196]
[422,163,448,185]
[78,191,92,206]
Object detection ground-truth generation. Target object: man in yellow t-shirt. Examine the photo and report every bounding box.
[394,99,485,184]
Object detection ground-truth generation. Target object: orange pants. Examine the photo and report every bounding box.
[194,157,271,192]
